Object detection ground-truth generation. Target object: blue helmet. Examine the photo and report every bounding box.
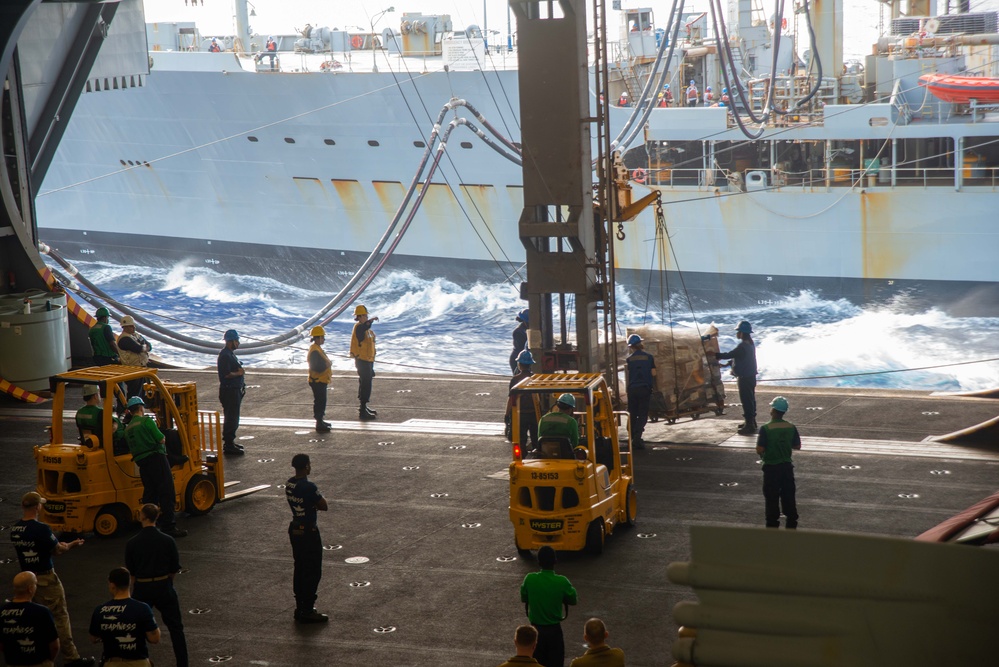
[690,79,695,85]
[126,396,145,410]
[517,309,529,324]
[517,349,535,365]
[557,393,576,409]
[736,320,753,334]
[722,87,728,94]
[770,396,789,412]
[627,334,642,346]
[663,83,670,90]
[223,329,240,341]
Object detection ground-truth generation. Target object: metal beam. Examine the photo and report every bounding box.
[513,0,603,373]
[30,1,120,187]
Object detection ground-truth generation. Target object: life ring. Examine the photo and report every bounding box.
[351,35,363,49]
[632,168,646,184]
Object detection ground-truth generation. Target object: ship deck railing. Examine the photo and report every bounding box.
[641,166,999,191]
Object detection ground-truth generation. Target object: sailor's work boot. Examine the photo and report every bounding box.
[359,404,376,421]
[316,421,332,433]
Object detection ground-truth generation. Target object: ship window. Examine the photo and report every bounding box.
[127,160,134,166]
[518,486,532,508]
[247,136,258,142]
[869,117,889,127]
[324,139,335,146]
[413,141,426,148]
[284,137,296,144]
[561,487,579,509]
[368,140,380,147]
[460,141,473,149]
[119,160,127,166]
[535,486,556,511]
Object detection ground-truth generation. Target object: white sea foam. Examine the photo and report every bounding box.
[54,259,999,390]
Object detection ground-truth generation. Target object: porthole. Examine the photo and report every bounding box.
[413,141,426,148]
[460,141,473,149]
[368,140,380,147]
[284,137,295,144]
[119,160,127,166]
[324,139,335,146]
[127,160,134,166]
[247,136,258,142]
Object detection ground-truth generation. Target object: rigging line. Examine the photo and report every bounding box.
[615,0,687,151]
[387,50,526,285]
[35,73,439,197]
[739,121,901,220]
[760,356,999,383]
[613,0,683,147]
[41,107,459,354]
[707,0,770,139]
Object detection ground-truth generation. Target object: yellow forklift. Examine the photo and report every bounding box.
[35,366,267,537]
[509,373,637,556]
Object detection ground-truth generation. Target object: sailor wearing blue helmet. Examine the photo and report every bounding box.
[715,320,758,434]
[510,309,529,374]
[507,348,539,449]
[625,334,657,450]
[217,329,246,455]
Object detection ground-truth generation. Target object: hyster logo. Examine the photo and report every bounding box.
[43,502,66,514]
[529,519,563,533]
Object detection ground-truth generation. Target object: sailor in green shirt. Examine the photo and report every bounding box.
[520,546,577,667]
[124,396,186,537]
[538,394,579,447]
[756,396,802,529]
[75,384,122,446]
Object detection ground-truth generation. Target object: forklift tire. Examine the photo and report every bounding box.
[624,483,638,527]
[185,475,217,516]
[585,519,605,555]
[648,416,659,423]
[94,504,132,538]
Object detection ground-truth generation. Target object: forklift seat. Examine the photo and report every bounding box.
[538,437,574,460]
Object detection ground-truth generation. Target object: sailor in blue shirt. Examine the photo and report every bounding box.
[625,334,657,450]
[10,492,92,667]
[286,454,329,624]
[89,567,159,666]
[715,320,758,434]
[0,572,59,667]
[217,329,246,455]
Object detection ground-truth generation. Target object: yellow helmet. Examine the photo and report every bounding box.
[353,304,368,317]
[310,326,326,337]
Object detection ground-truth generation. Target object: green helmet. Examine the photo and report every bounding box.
[557,393,576,409]
[95,307,110,318]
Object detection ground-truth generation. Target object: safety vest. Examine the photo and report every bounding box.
[89,322,116,359]
[759,419,798,465]
[308,343,332,383]
[266,40,276,52]
[117,332,149,367]
[350,323,376,362]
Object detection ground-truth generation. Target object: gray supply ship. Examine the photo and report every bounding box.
[36,0,999,315]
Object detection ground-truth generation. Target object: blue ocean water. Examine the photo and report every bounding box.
[59,260,999,392]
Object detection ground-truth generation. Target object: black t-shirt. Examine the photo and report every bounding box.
[0,601,57,666]
[10,519,58,573]
[125,526,181,578]
[286,476,323,525]
[89,598,158,660]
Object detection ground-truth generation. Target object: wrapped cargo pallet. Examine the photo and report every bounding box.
[624,325,725,423]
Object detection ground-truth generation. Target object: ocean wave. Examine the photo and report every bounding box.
[49,259,999,390]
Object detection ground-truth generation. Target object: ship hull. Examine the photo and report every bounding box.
[36,53,999,315]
